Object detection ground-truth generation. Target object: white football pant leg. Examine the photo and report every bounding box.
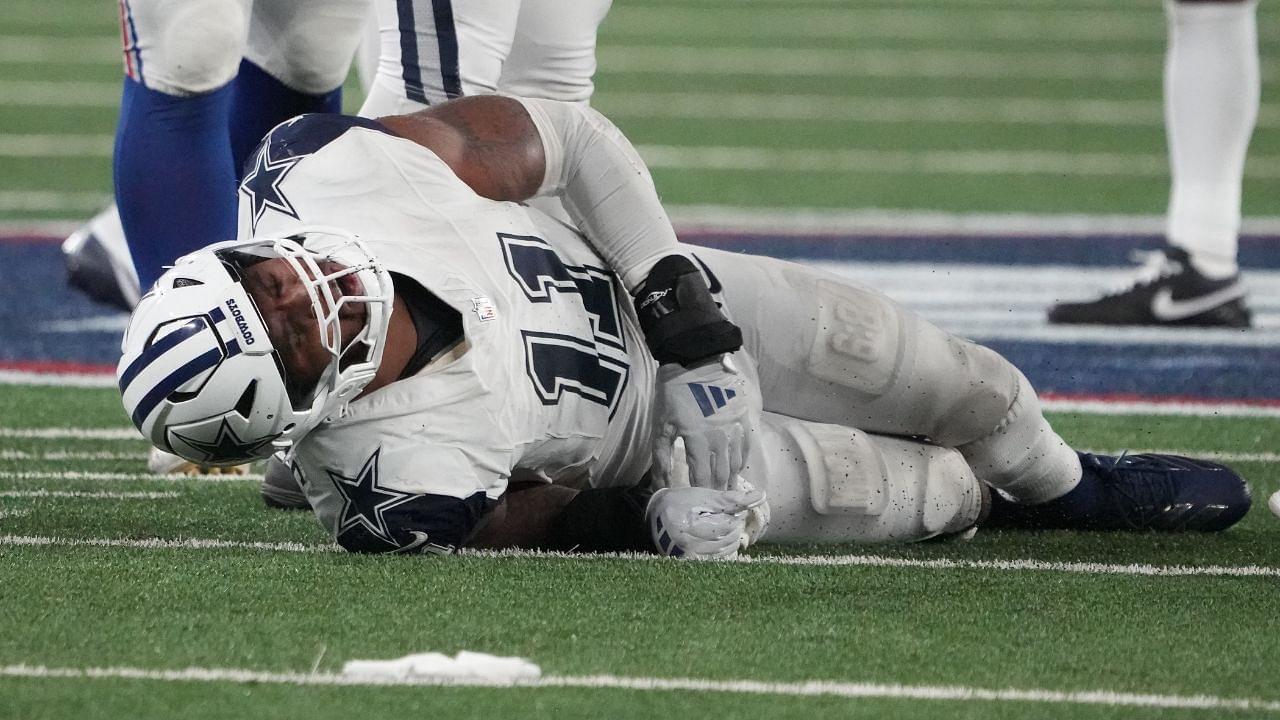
[244,0,370,95]
[499,0,613,103]
[692,246,1081,504]
[359,0,518,117]
[1164,0,1259,277]
[119,0,251,95]
[743,413,984,544]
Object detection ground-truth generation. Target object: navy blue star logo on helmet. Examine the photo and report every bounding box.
[170,418,279,465]
[240,142,304,233]
[329,448,419,548]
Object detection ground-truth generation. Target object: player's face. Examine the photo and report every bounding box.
[239,257,369,403]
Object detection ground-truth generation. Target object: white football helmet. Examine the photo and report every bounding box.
[118,227,394,465]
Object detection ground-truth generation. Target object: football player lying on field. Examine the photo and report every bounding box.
[117,95,1252,558]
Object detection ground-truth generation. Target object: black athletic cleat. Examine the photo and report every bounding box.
[1047,248,1250,328]
[1076,452,1252,531]
[986,452,1251,532]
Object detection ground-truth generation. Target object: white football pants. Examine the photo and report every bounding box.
[691,247,1083,543]
[358,0,612,117]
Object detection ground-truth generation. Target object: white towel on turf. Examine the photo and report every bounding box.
[341,651,541,683]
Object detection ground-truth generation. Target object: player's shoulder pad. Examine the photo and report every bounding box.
[241,113,394,177]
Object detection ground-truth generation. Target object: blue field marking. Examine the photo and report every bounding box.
[0,238,126,367]
[4,231,1280,403]
[685,232,1280,269]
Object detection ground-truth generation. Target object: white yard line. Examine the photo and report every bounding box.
[0,81,119,107]
[599,45,1280,84]
[0,134,111,157]
[636,145,1280,179]
[0,490,178,499]
[599,92,1280,129]
[605,7,1163,42]
[0,471,258,483]
[2,534,1276,578]
[0,36,119,63]
[0,535,329,553]
[0,663,1277,712]
[7,446,1274,465]
[0,191,111,213]
[1,450,144,461]
[0,428,142,440]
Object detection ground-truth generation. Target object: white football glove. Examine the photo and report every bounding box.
[650,354,762,490]
[646,485,766,560]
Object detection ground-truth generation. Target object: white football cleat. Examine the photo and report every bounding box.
[147,447,251,476]
[260,452,310,510]
[62,205,141,311]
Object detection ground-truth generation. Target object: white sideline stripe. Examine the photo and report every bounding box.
[665,205,1280,237]
[0,371,118,388]
[2,535,1276,578]
[0,471,259,484]
[2,665,1278,713]
[18,210,1280,240]
[1041,399,1280,419]
[0,490,178,499]
[637,145,1280,179]
[42,315,129,333]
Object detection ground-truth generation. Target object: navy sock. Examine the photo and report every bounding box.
[985,460,1103,529]
[228,59,343,180]
[114,78,237,288]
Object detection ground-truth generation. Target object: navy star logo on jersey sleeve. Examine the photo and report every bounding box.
[328,448,419,548]
[240,142,304,234]
[170,419,279,464]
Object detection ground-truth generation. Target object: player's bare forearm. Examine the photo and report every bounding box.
[378,96,544,202]
[467,482,577,550]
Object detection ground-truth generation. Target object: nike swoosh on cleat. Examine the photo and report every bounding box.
[1149,284,1246,321]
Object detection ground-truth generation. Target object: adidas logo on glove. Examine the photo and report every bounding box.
[687,382,738,417]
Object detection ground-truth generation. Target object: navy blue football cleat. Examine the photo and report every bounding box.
[986,452,1251,532]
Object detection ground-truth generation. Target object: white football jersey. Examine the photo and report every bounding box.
[237,114,656,551]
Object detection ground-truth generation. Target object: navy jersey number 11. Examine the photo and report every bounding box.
[498,233,630,417]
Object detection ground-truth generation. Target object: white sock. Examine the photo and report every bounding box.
[1164,0,1259,279]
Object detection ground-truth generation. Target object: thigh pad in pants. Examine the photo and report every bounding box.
[746,414,984,544]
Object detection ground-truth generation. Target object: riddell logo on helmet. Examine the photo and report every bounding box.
[225,298,256,345]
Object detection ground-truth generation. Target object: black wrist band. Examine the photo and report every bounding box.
[633,255,743,367]
[543,484,655,554]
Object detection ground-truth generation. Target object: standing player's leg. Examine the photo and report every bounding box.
[697,246,1250,531]
[232,0,370,174]
[357,0,519,117]
[113,0,250,290]
[498,0,614,103]
[1048,0,1258,327]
